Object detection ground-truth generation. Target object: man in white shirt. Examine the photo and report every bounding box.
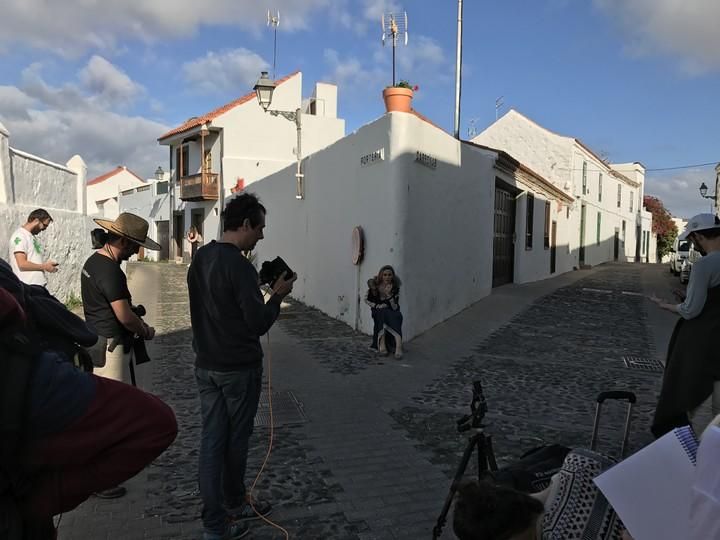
[9,208,58,286]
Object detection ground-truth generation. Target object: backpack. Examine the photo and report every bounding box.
[488,444,571,492]
[0,260,98,538]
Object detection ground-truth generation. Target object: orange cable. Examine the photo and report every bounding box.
[247,293,290,539]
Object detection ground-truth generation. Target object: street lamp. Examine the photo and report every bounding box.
[154,166,164,181]
[253,71,276,112]
[253,71,304,199]
[699,182,717,213]
[699,182,715,200]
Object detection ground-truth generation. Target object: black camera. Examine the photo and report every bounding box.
[131,304,146,318]
[457,380,488,432]
[91,228,108,249]
[259,257,294,287]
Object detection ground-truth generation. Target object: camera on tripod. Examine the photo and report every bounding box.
[259,256,294,288]
[456,380,488,432]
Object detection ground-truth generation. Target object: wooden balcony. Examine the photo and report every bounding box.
[179,172,219,201]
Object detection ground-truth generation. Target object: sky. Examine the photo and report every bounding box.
[0,0,718,219]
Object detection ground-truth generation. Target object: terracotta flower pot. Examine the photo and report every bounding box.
[382,87,414,113]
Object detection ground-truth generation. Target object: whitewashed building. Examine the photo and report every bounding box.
[157,71,345,261]
[118,172,171,261]
[0,121,92,302]
[473,109,656,267]
[249,109,574,339]
[87,165,147,218]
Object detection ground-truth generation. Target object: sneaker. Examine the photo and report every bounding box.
[202,521,249,540]
[368,344,378,352]
[229,496,273,521]
[394,350,403,359]
[93,486,127,499]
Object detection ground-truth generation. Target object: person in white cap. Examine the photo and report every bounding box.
[649,213,720,437]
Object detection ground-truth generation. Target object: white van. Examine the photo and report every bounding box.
[669,237,692,276]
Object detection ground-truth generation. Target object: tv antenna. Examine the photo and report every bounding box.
[495,96,504,120]
[467,118,480,139]
[267,9,280,79]
[381,11,408,86]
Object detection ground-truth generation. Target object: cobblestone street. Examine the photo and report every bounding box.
[58,261,676,539]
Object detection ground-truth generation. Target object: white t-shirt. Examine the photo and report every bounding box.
[9,226,47,286]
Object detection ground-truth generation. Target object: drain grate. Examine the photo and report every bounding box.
[622,356,664,372]
[255,390,306,427]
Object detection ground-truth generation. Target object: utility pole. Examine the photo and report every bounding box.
[453,0,463,139]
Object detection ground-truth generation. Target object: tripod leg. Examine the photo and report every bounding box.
[485,435,499,471]
[433,434,480,540]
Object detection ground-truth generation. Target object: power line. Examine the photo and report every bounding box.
[556,160,718,174]
[646,161,718,172]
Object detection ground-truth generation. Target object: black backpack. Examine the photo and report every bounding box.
[0,260,98,539]
[488,444,571,492]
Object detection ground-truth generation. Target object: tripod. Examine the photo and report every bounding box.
[432,381,498,540]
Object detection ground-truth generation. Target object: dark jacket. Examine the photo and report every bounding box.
[652,285,720,437]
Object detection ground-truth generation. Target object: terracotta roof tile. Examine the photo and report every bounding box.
[87,166,146,186]
[158,71,300,141]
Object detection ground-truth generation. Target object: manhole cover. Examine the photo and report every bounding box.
[622,356,664,372]
[255,390,306,427]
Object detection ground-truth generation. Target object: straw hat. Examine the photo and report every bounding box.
[93,213,162,251]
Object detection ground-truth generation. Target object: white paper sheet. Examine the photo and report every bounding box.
[593,427,698,540]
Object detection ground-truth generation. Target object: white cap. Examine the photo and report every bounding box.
[679,213,720,240]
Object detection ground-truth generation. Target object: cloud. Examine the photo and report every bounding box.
[0,0,331,56]
[645,167,716,218]
[182,49,269,95]
[79,55,144,106]
[323,49,386,95]
[595,0,720,73]
[0,62,167,181]
[323,33,449,104]
[0,86,36,121]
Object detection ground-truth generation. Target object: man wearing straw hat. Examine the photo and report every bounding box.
[80,212,160,498]
[82,212,160,381]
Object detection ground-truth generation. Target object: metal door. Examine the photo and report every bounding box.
[550,221,557,274]
[156,220,169,261]
[614,229,620,261]
[579,204,586,266]
[493,186,516,287]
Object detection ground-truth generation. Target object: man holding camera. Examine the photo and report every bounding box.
[80,213,160,498]
[188,193,296,540]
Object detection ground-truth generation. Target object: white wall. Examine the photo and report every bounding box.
[0,126,92,302]
[119,180,171,261]
[87,167,147,217]
[250,115,398,335]
[251,111,574,340]
[10,148,79,210]
[475,110,648,268]
[393,115,494,337]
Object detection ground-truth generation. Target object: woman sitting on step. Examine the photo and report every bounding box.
[364,265,404,359]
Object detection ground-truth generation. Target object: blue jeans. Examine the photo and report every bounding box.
[195,366,262,534]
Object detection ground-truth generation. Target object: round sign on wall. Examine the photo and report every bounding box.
[352,226,364,265]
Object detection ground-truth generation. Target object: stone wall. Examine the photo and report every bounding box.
[0,121,92,303]
[0,204,93,302]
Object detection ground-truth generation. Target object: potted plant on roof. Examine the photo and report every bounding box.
[383,80,419,113]
[380,11,416,113]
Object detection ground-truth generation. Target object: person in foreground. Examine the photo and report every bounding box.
[0,259,177,540]
[649,213,720,437]
[452,448,631,540]
[187,193,296,540]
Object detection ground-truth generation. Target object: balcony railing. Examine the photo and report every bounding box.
[179,172,219,201]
